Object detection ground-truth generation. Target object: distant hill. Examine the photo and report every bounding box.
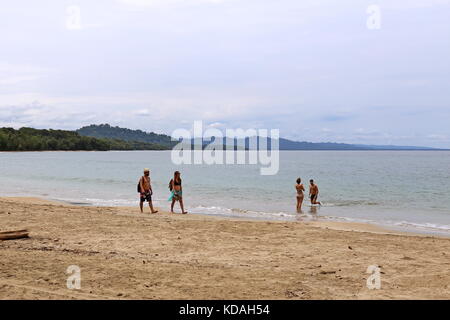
[77,124,176,148]
[76,124,443,151]
[277,139,439,151]
[352,144,439,150]
[0,127,168,151]
[193,137,440,151]
[278,138,371,150]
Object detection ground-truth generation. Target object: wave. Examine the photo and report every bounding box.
[189,205,450,235]
[391,221,450,232]
[191,205,297,220]
[323,200,380,207]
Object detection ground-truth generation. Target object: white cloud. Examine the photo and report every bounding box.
[427,134,448,141]
[0,63,50,86]
[0,75,40,86]
[117,0,226,8]
[208,122,225,128]
[0,101,97,129]
[133,108,151,116]
[380,0,450,9]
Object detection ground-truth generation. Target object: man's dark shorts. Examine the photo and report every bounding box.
[140,192,152,202]
[310,194,318,201]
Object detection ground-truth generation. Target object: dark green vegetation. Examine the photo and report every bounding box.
[0,124,442,152]
[0,127,169,151]
[77,124,176,148]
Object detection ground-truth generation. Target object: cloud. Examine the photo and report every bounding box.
[427,134,449,141]
[117,0,226,9]
[380,0,450,9]
[354,128,389,138]
[0,63,50,87]
[320,113,356,122]
[207,122,225,128]
[133,109,152,116]
[0,101,97,129]
[0,75,41,86]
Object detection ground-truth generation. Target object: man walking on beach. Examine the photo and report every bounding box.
[139,168,158,214]
[309,179,322,206]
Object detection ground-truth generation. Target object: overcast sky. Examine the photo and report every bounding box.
[0,0,449,147]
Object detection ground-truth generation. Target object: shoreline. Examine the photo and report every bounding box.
[33,196,450,238]
[10,197,397,235]
[2,197,446,241]
[4,194,449,238]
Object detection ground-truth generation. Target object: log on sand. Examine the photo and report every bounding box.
[0,229,29,240]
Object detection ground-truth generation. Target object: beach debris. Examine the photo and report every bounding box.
[0,229,29,241]
[348,246,353,250]
[320,270,336,275]
[285,289,304,298]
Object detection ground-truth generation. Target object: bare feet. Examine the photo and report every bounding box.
[151,210,158,214]
[182,211,188,214]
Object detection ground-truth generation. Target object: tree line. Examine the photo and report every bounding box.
[76,124,176,148]
[0,127,169,151]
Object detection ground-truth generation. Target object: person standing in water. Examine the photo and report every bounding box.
[309,179,322,206]
[139,168,158,214]
[169,171,187,214]
[295,178,305,212]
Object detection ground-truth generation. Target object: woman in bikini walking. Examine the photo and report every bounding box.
[295,178,305,212]
[169,171,188,214]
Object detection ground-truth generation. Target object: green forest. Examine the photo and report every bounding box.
[77,124,176,148]
[0,127,169,151]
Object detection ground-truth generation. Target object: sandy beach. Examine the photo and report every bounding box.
[0,197,449,300]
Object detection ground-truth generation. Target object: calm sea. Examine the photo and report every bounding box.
[1,151,449,235]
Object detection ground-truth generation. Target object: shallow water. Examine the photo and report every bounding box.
[1,151,449,235]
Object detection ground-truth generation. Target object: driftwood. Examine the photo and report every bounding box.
[0,229,29,240]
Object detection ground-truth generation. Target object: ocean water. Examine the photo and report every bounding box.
[1,151,449,235]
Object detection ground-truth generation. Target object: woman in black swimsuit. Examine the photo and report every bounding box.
[169,171,187,214]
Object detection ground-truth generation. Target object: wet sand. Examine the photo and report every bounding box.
[0,197,449,300]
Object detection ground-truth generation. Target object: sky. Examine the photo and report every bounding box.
[0,0,449,147]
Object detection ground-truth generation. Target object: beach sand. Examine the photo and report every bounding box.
[0,197,449,300]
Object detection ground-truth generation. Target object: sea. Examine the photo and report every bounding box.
[1,151,449,236]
